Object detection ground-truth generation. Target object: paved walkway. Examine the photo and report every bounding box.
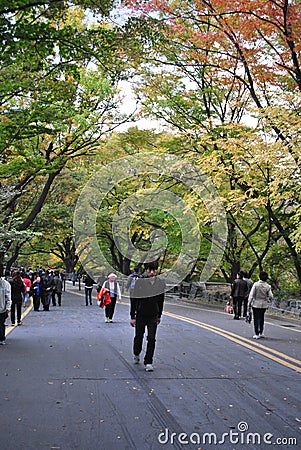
[1,281,300,450]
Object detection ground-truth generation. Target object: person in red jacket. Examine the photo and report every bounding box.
[22,272,32,308]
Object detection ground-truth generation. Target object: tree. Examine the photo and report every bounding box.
[0,1,133,267]
[123,0,301,285]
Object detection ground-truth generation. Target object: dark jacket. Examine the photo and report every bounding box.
[10,279,25,303]
[41,275,54,293]
[84,275,94,288]
[231,278,248,298]
[53,275,63,294]
[130,276,165,320]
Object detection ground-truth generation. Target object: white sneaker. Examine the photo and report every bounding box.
[253,335,260,339]
[105,317,109,323]
[133,355,140,364]
[259,333,265,338]
[145,364,154,372]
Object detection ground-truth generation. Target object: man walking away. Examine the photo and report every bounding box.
[230,271,248,320]
[83,273,95,306]
[53,270,63,306]
[241,270,252,317]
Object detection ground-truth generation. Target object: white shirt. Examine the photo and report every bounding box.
[102,280,121,300]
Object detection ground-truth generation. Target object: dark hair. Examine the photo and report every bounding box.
[259,271,268,281]
[12,269,22,281]
[237,271,243,278]
[134,266,139,272]
[145,261,159,271]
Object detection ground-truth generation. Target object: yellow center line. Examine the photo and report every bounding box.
[6,299,33,335]
[165,299,301,333]
[164,311,301,373]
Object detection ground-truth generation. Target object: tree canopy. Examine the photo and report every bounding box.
[1,0,301,295]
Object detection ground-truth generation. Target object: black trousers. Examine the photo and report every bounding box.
[252,307,266,335]
[11,301,22,324]
[33,295,41,311]
[105,296,117,320]
[42,292,52,310]
[233,296,244,318]
[52,290,57,306]
[0,312,7,341]
[85,287,93,305]
[52,292,62,306]
[133,316,158,365]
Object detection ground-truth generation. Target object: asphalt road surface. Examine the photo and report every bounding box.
[1,282,300,450]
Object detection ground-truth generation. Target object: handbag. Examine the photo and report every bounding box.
[245,311,252,323]
[224,302,233,314]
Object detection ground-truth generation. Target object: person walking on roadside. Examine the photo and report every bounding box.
[101,272,122,323]
[52,270,63,306]
[41,270,54,311]
[71,270,76,286]
[241,270,253,317]
[0,265,12,345]
[130,261,165,372]
[10,270,25,326]
[248,271,273,339]
[126,266,140,301]
[230,271,248,320]
[32,276,42,311]
[22,272,32,308]
[83,273,95,306]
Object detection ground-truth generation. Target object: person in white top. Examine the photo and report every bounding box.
[102,272,122,323]
[0,265,12,344]
[248,271,273,339]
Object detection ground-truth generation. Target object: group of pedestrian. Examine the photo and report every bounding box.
[29,269,64,311]
[0,266,65,344]
[230,270,252,320]
[2,258,274,369]
[230,270,273,339]
[6,268,64,315]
